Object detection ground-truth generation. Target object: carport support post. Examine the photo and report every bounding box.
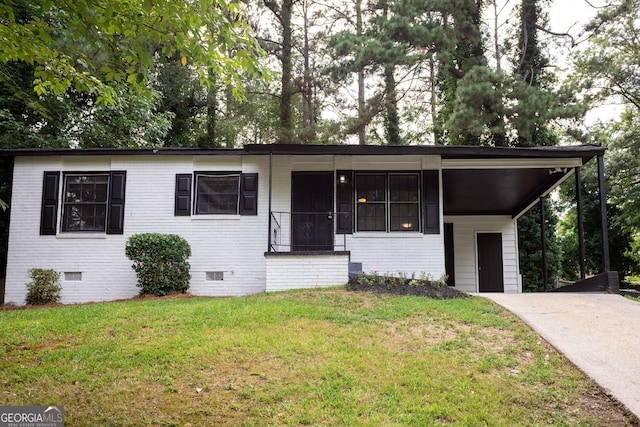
[597,155,611,272]
[540,196,548,291]
[575,167,586,279]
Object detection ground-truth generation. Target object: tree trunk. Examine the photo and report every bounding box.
[356,0,366,145]
[280,0,294,143]
[301,0,315,143]
[383,64,400,145]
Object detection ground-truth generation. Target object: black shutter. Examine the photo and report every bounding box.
[240,173,258,215]
[40,171,60,235]
[107,171,126,234]
[423,170,440,234]
[175,174,192,216]
[336,170,354,234]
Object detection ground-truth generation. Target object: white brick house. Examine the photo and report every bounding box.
[1,144,607,304]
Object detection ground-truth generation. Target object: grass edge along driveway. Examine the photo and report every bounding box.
[0,289,635,426]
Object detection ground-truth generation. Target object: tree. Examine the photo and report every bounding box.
[570,0,640,110]
[0,0,266,110]
[562,0,640,281]
[557,148,637,281]
[263,0,297,143]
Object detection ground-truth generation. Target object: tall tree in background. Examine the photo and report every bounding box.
[328,0,381,144]
[560,0,640,282]
[264,0,297,143]
[511,0,560,291]
[511,0,554,147]
[435,0,499,145]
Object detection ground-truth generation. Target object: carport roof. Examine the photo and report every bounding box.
[244,144,601,218]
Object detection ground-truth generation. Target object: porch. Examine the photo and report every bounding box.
[252,144,618,294]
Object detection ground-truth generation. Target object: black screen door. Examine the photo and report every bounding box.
[477,232,504,292]
[291,172,334,251]
[444,223,455,286]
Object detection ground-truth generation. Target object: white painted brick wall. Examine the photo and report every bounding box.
[265,253,349,292]
[345,233,445,278]
[5,155,270,305]
[274,155,447,281]
[5,152,459,305]
[443,215,520,293]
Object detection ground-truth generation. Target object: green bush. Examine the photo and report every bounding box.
[25,268,62,305]
[125,233,192,296]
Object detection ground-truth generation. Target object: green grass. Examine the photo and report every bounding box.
[0,289,633,426]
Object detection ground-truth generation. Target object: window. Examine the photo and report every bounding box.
[40,171,126,235]
[206,271,224,281]
[64,272,83,281]
[174,172,258,216]
[195,173,240,215]
[355,173,420,232]
[62,174,109,232]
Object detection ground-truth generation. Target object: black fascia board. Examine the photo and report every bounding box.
[1,143,605,164]
[0,147,246,157]
[243,143,605,163]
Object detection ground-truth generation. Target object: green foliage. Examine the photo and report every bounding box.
[445,66,506,145]
[570,0,640,110]
[73,85,173,148]
[0,0,267,110]
[0,291,629,425]
[605,109,640,229]
[125,233,192,296]
[557,144,638,281]
[355,271,449,288]
[25,268,61,305]
[517,201,561,292]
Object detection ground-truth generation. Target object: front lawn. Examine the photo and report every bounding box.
[0,290,634,426]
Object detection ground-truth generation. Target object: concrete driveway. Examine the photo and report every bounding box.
[481,293,640,419]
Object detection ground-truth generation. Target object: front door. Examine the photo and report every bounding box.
[477,232,504,292]
[291,172,334,251]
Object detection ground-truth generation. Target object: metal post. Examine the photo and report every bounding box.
[575,167,586,279]
[267,151,273,253]
[540,197,548,291]
[597,155,611,272]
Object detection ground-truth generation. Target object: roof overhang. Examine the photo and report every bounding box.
[1,143,604,219]
[243,144,601,218]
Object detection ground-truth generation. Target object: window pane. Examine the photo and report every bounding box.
[390,203,420,231]
[357,203,386,231]
[195,174,239,215]
[390,174,419,202]
[62,175,108,232]
[356,175,386,202]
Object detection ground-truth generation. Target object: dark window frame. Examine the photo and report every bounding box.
[194,171,241,215]
[42,170,126,235]
[355,171,421,233]
[174,172,258,217]
[61,172,110,233]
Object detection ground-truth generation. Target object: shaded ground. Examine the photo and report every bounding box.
[347,277,470,299]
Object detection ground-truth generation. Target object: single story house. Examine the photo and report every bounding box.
[1,144,616,305]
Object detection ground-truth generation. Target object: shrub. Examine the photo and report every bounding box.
[25,268,62,305]
[353,271,449,288]
[125,233,192,296]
